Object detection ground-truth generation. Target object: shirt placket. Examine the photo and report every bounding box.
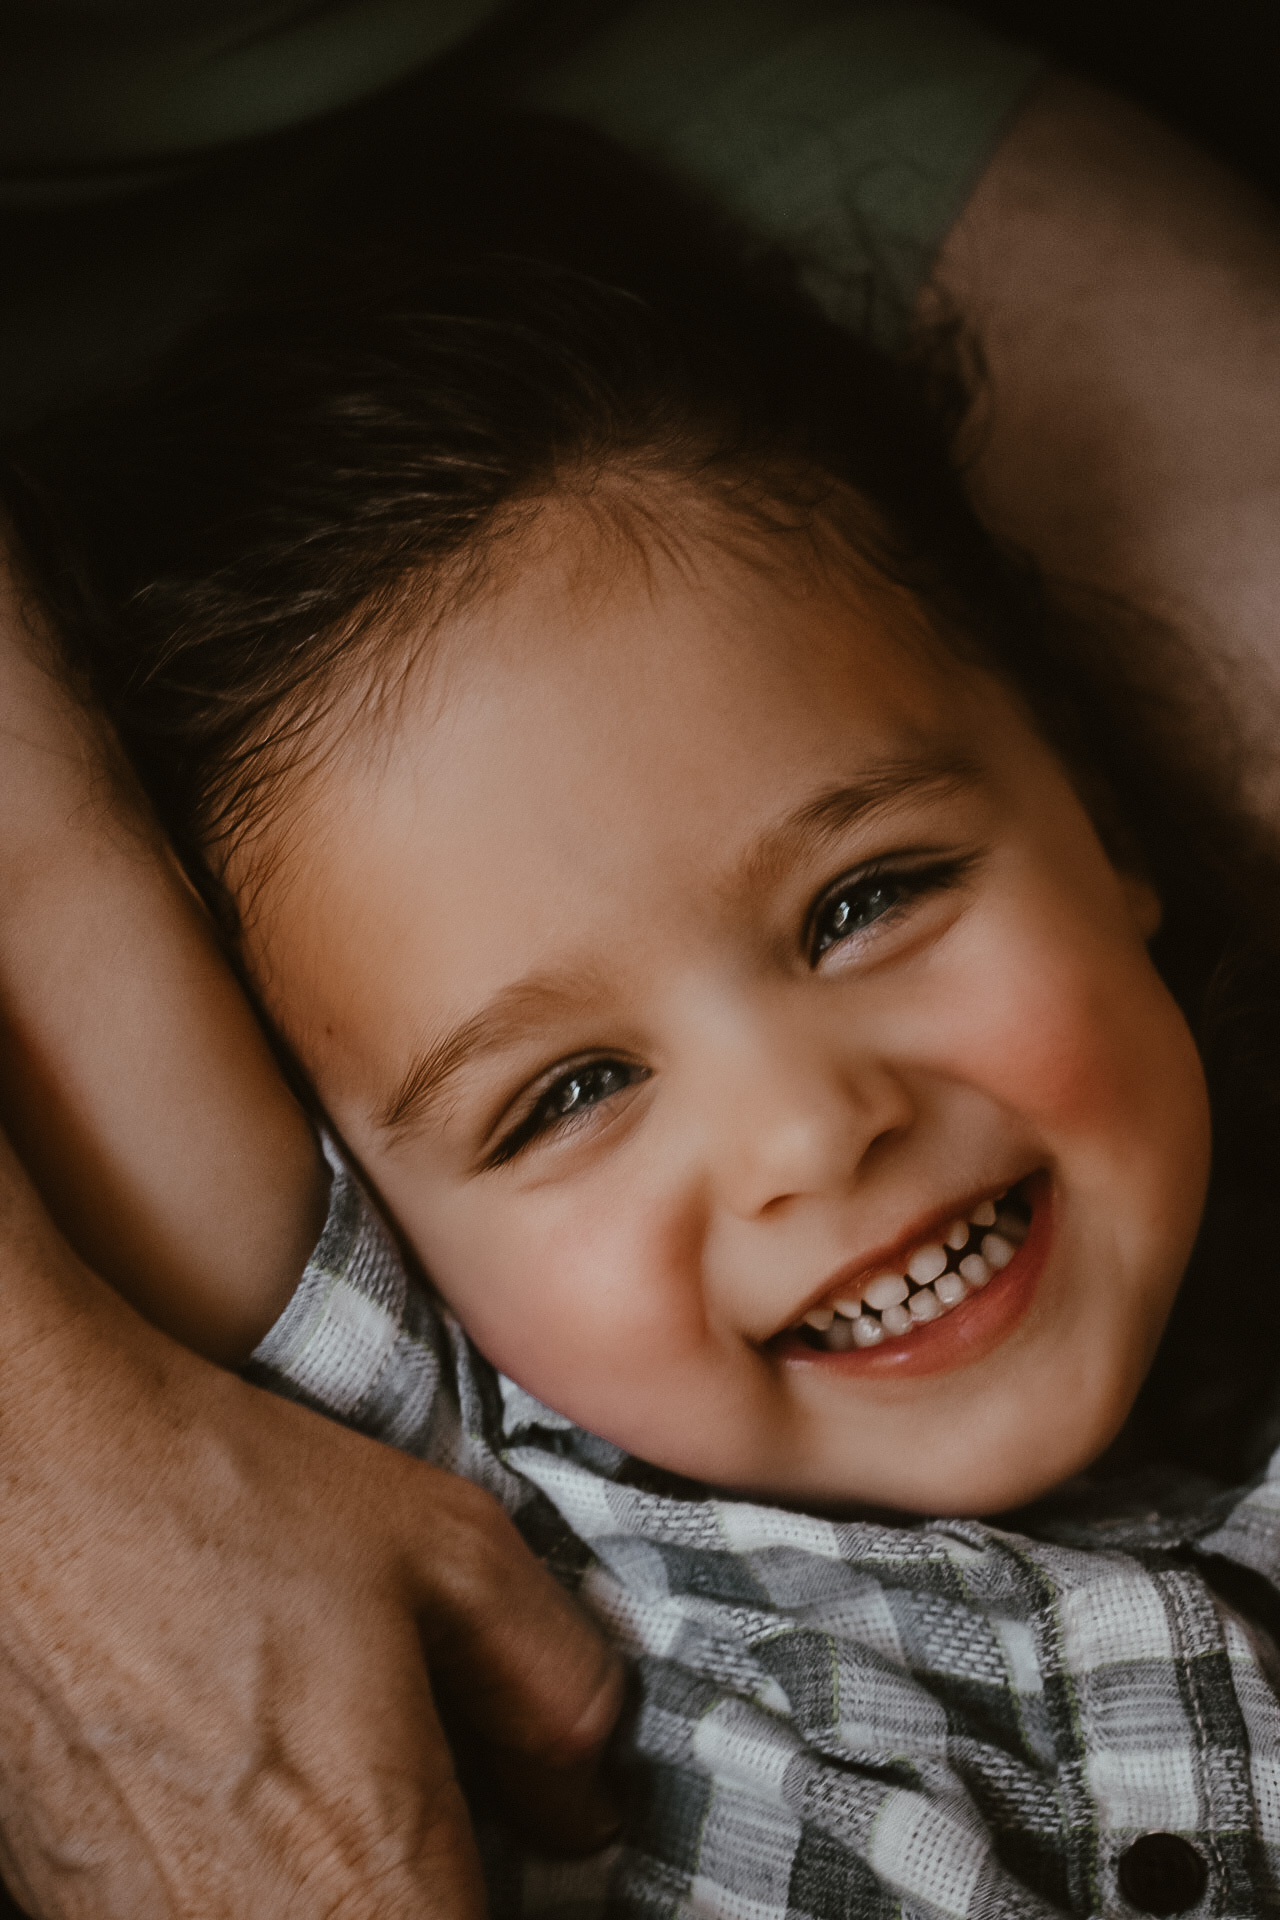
[1035,1544,1265,1918]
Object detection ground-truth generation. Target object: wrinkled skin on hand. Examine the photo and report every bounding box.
[0,1170,622,1920]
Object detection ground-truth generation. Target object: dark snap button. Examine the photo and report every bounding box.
[1117,1834,1208,1915]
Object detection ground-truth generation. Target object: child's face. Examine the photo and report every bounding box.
[242,504,1211,1514]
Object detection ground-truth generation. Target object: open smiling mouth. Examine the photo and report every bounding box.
[778,1177,1040,1363]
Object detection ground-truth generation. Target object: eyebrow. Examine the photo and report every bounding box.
[376,967,609,1142]
[375,748,982,1145]
[732,750,983,897]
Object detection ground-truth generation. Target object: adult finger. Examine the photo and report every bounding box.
[396,1467,626,1855]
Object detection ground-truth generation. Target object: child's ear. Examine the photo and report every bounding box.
[1121,871,1163,940]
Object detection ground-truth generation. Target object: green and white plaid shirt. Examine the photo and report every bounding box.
[248,1148,1280,1919]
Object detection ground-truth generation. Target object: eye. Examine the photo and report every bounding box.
[809,875,907,960]
[807,855,975,966]
[490,1057,649,1164]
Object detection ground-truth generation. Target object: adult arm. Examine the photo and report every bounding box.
[0,1126,621,1918]
[924,73,1280,794]
[0,539,328,1360]
[524,6,1280,804]
[0,549,621,1913]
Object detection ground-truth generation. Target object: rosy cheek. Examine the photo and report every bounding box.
[430,1179,700,1409]
[940,935,1163,1132]
[990,999,1119,1123]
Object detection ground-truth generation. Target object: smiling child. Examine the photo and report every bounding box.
[11,118,1280,1918]
[232,488,1209,1520]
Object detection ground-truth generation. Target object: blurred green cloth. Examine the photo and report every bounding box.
[0,0,1043,426]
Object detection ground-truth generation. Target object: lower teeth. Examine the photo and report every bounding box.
[803,1188,1031,1350]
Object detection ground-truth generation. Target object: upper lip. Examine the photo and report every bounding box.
[771,1172,1035,1339]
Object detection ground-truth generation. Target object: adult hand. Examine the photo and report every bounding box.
[0,1136,622,1919]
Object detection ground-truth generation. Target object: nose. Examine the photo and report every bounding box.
[687,1003,914,1220]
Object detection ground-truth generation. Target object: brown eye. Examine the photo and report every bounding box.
[543,1062,633,1122]
[491,1057,650,1164]
[809,874,907,962]
[806,855,976,968]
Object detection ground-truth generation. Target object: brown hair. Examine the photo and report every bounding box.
[7,115,1280,1486]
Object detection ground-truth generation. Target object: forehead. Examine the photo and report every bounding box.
[356,501,976,823]
[241,510,997,1062]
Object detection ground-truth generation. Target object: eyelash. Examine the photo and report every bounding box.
[488,1057,650,1166]
[805,853,973,966]
[487,852,974,1166]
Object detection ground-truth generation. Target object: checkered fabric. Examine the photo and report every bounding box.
[247,1148,1280,1918]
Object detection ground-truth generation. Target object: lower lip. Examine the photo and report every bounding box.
[778,1173,1053,1381]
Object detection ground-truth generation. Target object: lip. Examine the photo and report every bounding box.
[779,1172,1036,1331]
[776,1170,1052,1381]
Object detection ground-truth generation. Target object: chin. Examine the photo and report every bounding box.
[853,1408,1133,1519]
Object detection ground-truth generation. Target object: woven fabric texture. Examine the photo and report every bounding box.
[246,1147,1280,1919]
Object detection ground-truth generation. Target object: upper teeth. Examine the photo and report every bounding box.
[792,1193,1030,1349]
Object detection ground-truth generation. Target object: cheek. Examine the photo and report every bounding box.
[979,974,1136,1129]
[400,1165,710,1425]
[931,903,1201,1144]
[921,902,1212,1298]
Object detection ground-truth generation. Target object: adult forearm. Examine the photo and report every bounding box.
[926,74,1280,800]
[0,543,326,1359]
[0,1131,620,1917]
